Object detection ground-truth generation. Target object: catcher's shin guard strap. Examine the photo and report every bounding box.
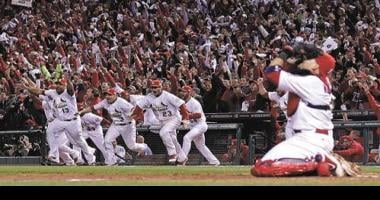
[251,159,318,177]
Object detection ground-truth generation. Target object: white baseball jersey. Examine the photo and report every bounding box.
[44,89,78,121]
[81,113,103,130]
[185,97,206,126]
[137,91,185,121]
[40,95,55,122]
[278,72,333,130]
[129,94,144,105]
[93,97,134,125]
[268,91,289,118]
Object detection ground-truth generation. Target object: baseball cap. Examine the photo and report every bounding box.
[150,80,162,88]
[103,88,117,96]
[181,85,193,93]
[55,78,67,86]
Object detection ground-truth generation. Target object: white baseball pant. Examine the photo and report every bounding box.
[47,118,96,164]
[74,127,109,163]
[159,118,187,162]
[104,120,146,165]
[262,130,334,161]
[182,122,220,165]
[46,121,79,164]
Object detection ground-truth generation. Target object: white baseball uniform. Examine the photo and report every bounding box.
[182,97,220,165]
[268,92,294,139]
[262,71,334,162]
[44,89,96,164]
[93,97,146,165]
[73,113,109,164]
[40,95,79,165]
[136,91,187,162]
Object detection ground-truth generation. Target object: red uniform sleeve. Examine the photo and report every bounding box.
[189,112,202,119]
[179,104,189,120]
[263,65,281,87]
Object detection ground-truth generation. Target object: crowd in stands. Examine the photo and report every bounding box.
[0,0,380,157]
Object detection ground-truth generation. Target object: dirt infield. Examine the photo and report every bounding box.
[0,166,380,185]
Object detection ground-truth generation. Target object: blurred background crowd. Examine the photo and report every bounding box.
[0,0,380,157]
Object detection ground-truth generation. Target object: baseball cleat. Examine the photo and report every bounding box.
[176,158,188,166]
[168,154,177,164]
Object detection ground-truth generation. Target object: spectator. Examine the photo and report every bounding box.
[136,135,152,156]
[334,130,364,162]
[221,138,249,165]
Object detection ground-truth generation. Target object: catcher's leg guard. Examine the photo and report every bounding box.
[251,159,318,177]
[316,162,333,177]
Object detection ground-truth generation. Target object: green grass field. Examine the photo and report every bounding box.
[0,165,380,186]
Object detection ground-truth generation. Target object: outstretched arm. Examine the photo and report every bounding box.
[257,77,269,98]
[20,79,44,96]
[65,73,75,96]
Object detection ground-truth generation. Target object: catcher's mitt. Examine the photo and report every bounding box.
[291,43,324,65]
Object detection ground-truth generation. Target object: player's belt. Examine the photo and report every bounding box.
[294,129,329,135]
[305,102,330,110]
[114,122,132,126]
[64,117,77,121]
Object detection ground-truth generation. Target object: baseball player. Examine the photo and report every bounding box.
[251,43,359,177]
[22,77,80,165]
[73,112,109,165]
[40,94,80,166]
[79,88,147,166]
[130,80,189,165]
[178,86,220,166]
[22,76,96,165]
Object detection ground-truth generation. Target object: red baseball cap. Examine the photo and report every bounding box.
[104,88,117,96]
[55,78,67,86]
[151,80,162,88]
[181,85,193,93]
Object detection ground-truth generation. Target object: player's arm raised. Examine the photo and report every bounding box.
[20,79,44,96]
[64,72,75,96]
[263,47,292,87]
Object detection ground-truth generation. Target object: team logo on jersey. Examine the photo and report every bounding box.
[53,98,67,108]
[152,102,169,112]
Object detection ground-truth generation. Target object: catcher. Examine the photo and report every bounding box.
[251,43,360,177]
